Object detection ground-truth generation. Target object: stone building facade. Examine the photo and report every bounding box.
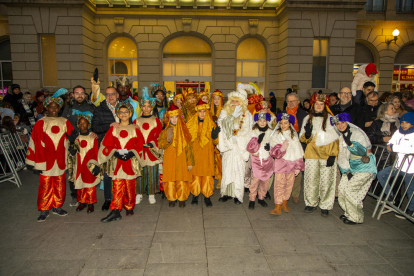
[0,0,413,106]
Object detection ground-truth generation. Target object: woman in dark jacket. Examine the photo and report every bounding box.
[366,102,399,170]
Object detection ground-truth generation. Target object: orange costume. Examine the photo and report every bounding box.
[187,100,218,203]
[210,89,224,189]
[158,104,194,203]
[26,117,74,211]
[98,124,144,212]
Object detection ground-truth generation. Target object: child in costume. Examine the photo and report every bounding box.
[158,104,194,208]
[26,95,74,222]
[299,93,339,217]
[246,113,273,209]
[134,87,163,205]
[210,89,224,190]
[199,91,210,104]
[269,113,304,215]
[99,102,144,222]
[377,112,414,219]
[331,113,376,224]
[187,99,218,207]
[68,114,101,214]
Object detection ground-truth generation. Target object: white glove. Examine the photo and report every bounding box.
[352,90,357,97]
[232,106,242,118]
[232,137,237,144]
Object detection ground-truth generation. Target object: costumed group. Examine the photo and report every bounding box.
[26,75,386,226]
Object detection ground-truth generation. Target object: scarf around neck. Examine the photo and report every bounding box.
[380,113,400,135]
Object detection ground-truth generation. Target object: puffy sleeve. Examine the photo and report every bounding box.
[25,120,46,170]
[98,127,117,164]
[348,141,367,156]
[246,137,260,154]
[269,144,286,159]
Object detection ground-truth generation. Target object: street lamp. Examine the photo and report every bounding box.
[387,28,400,45]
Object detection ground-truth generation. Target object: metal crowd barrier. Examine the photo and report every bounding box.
[367,144,396,200]
[371,152,414,223]
[0,129,30,187]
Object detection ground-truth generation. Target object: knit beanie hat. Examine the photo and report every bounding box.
[35,91,44,99]
[400,112,414,126]
[365,63,378,76]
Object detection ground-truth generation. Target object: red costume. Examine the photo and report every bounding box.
[71,135,100,204]
[98,125,144,211]
[26,117,74,211]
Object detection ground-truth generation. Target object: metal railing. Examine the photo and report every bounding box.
[0,129,30,187]
[371,151,414,223]
[367,144,395,200]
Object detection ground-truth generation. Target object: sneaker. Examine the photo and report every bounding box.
[52,208,68,216]
[148,195,156,205]
[37,210,49,222]
[136,194,143,204]
[69,198,79,207]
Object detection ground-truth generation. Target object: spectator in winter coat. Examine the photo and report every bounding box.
[330,87,364,130]
[3,84,22,112]
[269,92,277,114]
[351,63,377,99]
[362,91,382,131]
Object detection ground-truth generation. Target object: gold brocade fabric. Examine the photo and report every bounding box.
[186,112,216,149]
[183,101,197,121]
[163,111,192,157]
[105,155,142,177]
[67,154,76,182]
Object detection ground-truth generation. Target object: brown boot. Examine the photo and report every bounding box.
[292,197,300,204]
[179,201,186,208]
[270,204,282,215]
[281,200,290,212]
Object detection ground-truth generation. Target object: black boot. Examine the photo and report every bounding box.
[101,200,111,211]
[244,187,249,193]
[126,210,134,216]
[304,206,317,213]
[162,191,166,199]
[321,209,329,217]
[169,201,176,207]
[101,209,122,223]
[219,195,229,202]
[191,195,199,205]
[248,201,255,210]
[234,198,242,205]
[204,197,213,207]
[258,199,268,207]
[265,191,271,200]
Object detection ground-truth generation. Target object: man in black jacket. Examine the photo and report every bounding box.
[362,91,381,132]
[91,87,119,211]
[330,87,364,130]
[4,84,23,112]
[62,85,96,207]
[283,92,307,203]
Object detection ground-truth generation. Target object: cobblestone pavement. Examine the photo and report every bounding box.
[0,170,413,276]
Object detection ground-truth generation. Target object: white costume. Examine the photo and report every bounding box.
[351,64,377,96]
[217,84,253,202]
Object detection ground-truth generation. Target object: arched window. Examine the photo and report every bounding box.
[393,43,414,93]
[163,36,212,95]
[236,38,266,93]
[353,42,376,83]
[108,37,138,91]
[0,39,12,99]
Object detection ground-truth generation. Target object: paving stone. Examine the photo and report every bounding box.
[79,269,144,276]
[84,249,149,269]
[104,221,157,236]
[0,249,36,276]
[147,243,207,263]
[152,231,205,244]
[14,260,84,276]
[366,239,414,258]
[205,227,259,247]
[317,245,385,265]
[156,213,204,232]
[305,231,367,245]
[207,246,273,276]
[265,254,335,272]
[332,264,401,276]
[384,257,413,276]
[95,235,153,249]
[203,214,251,228]
[144,263,208,275]
[255,230,318,255]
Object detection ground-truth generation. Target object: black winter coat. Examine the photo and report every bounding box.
[330,101,365,130]
[91,102,116,144]
[362,103,382,132]
[62,100,95,133]
[3,93,23,112]
[18,101,37,126]
[366,119,398,145]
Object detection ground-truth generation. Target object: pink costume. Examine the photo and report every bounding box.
[270,134,305,205]
[246,129,274,201]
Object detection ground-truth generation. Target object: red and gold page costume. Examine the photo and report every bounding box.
[26,117,74,211]
[98,125,144,211]
[72,135,100,204]
[187,100,218,198]
[158,105,194,201]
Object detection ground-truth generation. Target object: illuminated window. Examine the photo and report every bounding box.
[312,39,328,89]
[236,38,265,92]
[163,36,212,94]
[0,39,12,99]
[41,35,58,87]
[108,37,138,91]
[392,44,414,93]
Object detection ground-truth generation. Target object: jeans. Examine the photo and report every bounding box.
[377,166,414,211]
[104,173,113,201]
